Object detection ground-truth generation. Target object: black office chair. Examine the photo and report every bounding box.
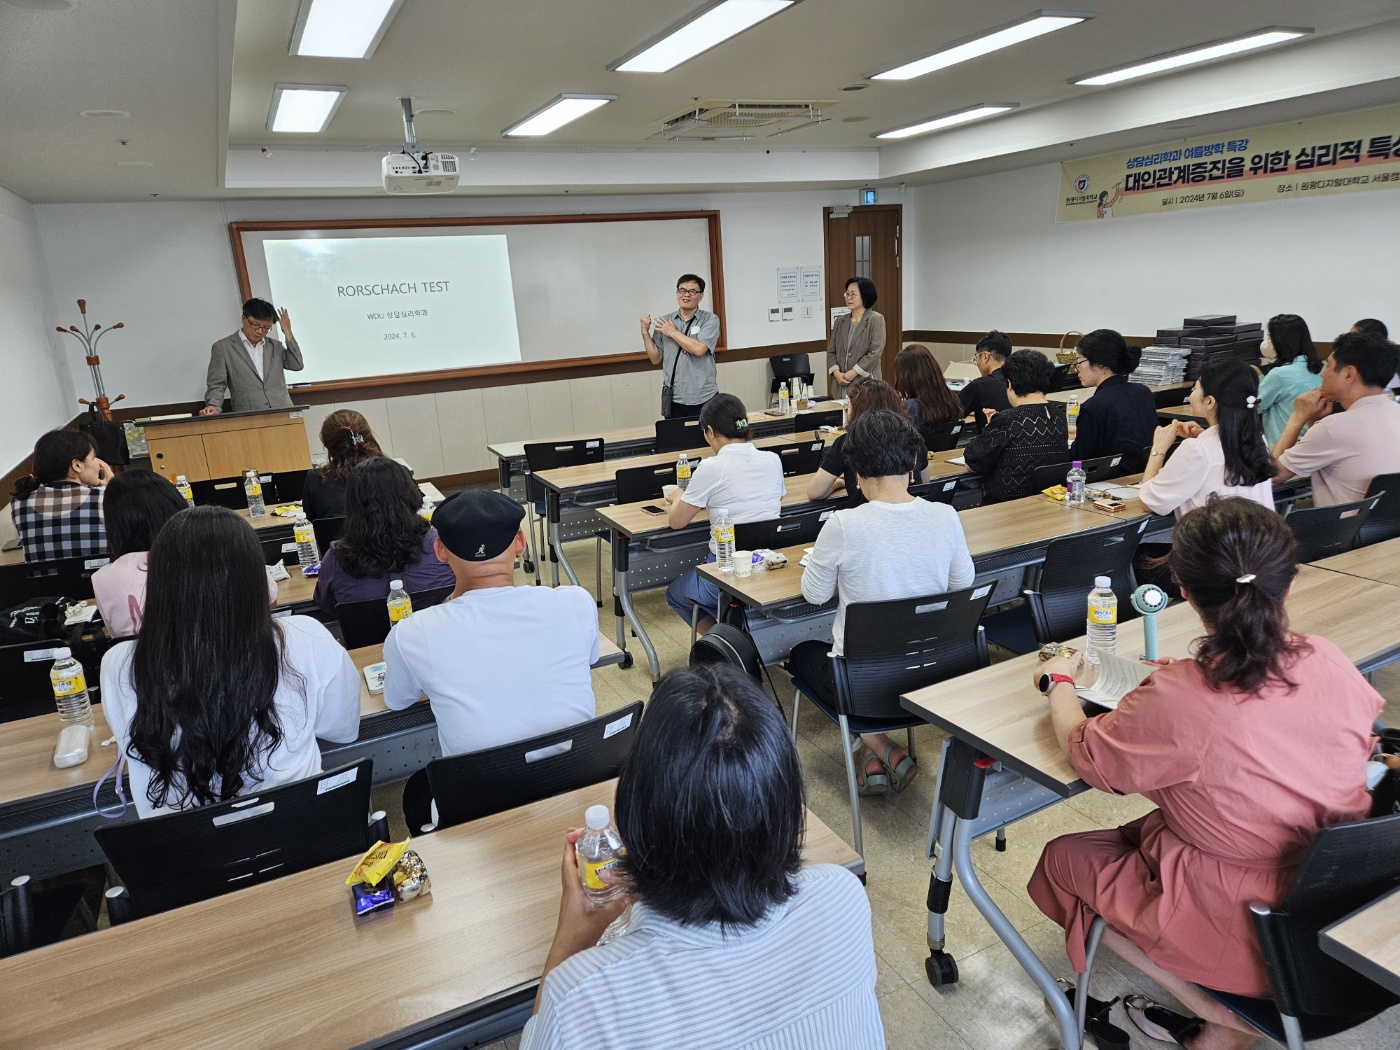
[767,439,826,478]
[190,475,249,509]
[787,586,994,856]
[918,420,968,453]
[1073,813,1400,1050]
[0,636,107,722]
[0,554,108,607]
[911,476,963,507]
[1019,516,1150,649]
[734,508,833,552]
[335,585,453,649]
[260,534,294,567]
[312,516,346,554]
[1,871,104,958]
[523,438,606,589]
[1284,495,1380,563]
[770,353,814,396]
[653,416,705,453]
[614,463,675,504]
[1154,386,1191,409]
[801,407,845,431]
[96,760,388,922]
[1357,474,1400,547]
[425,701,644,830]
[270,469,308,504]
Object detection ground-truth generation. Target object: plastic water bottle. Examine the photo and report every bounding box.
[244,470,266,518]
[712,506,735,572]
[1084,576,1118,666]
[778,385,790,416]
[576,804,627,906]
[1066,395,1080,444]
[675,452,692,491]
[50,648,94,728]
[174,474,194,507]
[293,514,320,569]
[386,580,412,623]
[419,496,434,521]
[1065,461,1086,506]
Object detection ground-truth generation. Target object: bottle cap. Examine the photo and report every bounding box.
[1095,576,1111,589]
[1071,461,1083,467]
[712,507,728,518]
[389,579,404,591]
[584,804,610,830]
[52,647,72,660]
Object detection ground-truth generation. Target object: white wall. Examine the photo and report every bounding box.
[903,163,1400,341]
[35,190,838,476]
[0,186,75,471]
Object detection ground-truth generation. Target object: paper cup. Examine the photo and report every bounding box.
[661,484,678,501]
[733,550,753,577]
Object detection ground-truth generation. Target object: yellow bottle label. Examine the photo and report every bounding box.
[245,482,262,497]
[176,484,192,500]
[387,599,412,622]
[1088,605,1117,626]
[581,852,624,890]
[714,523,734,545]
[677,462,691,480]
[294,522,314,543]
[52,670,86,697]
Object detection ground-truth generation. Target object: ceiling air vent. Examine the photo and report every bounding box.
[651,100,835,141]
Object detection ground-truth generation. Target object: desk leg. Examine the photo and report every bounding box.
[610,530,633,670]
[615,544,660,682]
[546,491,581,589]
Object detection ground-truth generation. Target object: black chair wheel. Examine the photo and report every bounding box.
[523,558,535,573]
[925,950,958,987]
[618,652,634,670]
[995,836,1007,853]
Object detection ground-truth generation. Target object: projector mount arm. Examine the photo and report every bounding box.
[399,97,429,172]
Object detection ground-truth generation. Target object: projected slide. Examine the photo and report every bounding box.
[262,234,522,384]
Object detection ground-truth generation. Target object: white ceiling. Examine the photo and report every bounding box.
[1,0,1399,202]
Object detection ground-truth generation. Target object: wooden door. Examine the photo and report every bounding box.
[823,203,902,381]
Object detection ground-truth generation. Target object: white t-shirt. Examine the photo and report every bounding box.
[1138,426,1275,519]
[681,441,786,552]
[801,498,976,656]
[381,584,599,757]
[100,616,361,818]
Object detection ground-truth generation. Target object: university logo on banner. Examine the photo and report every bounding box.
[1056,103,1400,222]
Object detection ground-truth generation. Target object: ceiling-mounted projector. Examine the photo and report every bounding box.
[382,97,459,195]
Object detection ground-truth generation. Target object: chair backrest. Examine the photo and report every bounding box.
[834,585,995,721]
[190,475,250,509]
[269,469,307,504]
[614,462,676,504]
[94,760,376,919]
[426,702,645,830]
[733,507,834,551]
[260,535,294,566]
[0,553,108,607]
[1027,517,1151,644]
[1359,474,1400,547]
[1254,811,1400,1019]
[766,439,825,477]
[918,420,968,453]
[801,407,845,431]
[1285,495,1380,563]
[654,416,705,453]
[523,438,606,503]
[312,516,346,554]
[910,476,962,506]
[1026,454,1127,492]
[770,353,811,380]
[335,584,454,648]
[1154,386,1190,409]
[0,637,105,723]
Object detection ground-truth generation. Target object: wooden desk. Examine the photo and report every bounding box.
[1312,537,1400,588]
[237,506,300,532]
[274,566,317,608]
[1158,404,1207,423]
[143,407,312,484]
[0,782,860,1050]
[1320,885,1400,997]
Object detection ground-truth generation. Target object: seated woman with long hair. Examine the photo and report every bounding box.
[10,429,110,562]
[806,379,929,504]
[893,344,964,428]
[302,409,385,522]
[1028,497,1381,1049]
[314,457,454,612]
[101,507,361,818]
[523,663,882,1049]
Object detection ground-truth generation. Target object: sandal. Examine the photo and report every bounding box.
[856,751,889,796]
[1124,994,1203,1045]
[1052,979,1130,1049]
[881,740,918,793]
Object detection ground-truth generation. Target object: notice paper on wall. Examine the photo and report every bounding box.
[263,234,523,384]
[800,266,822,301]
[777,267,800,303]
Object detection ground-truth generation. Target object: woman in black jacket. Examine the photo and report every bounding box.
[963,351,1069,502]
[1067,329,1157,466]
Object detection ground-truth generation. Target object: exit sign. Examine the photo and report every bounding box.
[861,189,878,205]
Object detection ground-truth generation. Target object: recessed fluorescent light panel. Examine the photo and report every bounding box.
[1074,27,1312,86]
[876,103,1017,140]
[871,9,1093,81]
[267,84,347,133]
[503,94,616,137]
[612,0,795,73]
[290,0,406,59]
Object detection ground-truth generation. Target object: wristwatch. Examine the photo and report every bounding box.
[1038,672,1075,694]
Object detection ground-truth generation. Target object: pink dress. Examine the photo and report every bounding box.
[1027,635,1381,997]
[92,551,280,638]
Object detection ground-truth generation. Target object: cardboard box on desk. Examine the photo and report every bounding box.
[1183,313,1237,327]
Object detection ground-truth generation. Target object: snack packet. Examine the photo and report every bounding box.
[391,849,432,901]
[346,838,409,887]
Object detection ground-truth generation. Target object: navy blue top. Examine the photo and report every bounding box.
[1068,375,1157,462]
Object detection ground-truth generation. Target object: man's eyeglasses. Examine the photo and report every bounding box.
[676,288,703,297]
[245,320,274,332]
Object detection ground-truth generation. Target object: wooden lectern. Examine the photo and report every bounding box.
[142,407,312,483]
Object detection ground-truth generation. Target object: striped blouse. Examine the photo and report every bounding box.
[521,863,884,1049]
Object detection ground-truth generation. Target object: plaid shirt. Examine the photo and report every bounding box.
[11,482,107,562]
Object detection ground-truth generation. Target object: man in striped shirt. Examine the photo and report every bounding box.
[523,664,884,1049]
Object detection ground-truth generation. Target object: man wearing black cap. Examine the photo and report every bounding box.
[383,489,599,830]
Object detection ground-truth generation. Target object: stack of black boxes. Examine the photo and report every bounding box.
[1153,314,1265,381]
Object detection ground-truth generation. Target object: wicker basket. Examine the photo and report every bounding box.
[1055,331,1083,365]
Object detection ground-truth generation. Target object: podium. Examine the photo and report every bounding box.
[142,407,312,483]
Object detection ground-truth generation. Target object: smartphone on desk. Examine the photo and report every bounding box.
[641,504,667,516]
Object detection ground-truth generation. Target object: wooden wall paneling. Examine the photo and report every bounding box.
[568,375,617,436]
[298,403,339,462]
[333,399,395,458]
[433,388,491,474]
[609,371,660,429]
[526,381,576,440]
[385,393,447,480]
[480,385,533,446]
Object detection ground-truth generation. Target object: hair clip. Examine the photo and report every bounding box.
[349,431,365,446]
[734,418,748,430]
[1244,395,1258,408]
[1235,573,1256,584]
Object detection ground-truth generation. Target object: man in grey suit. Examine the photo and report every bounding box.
[200,298,305,414]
